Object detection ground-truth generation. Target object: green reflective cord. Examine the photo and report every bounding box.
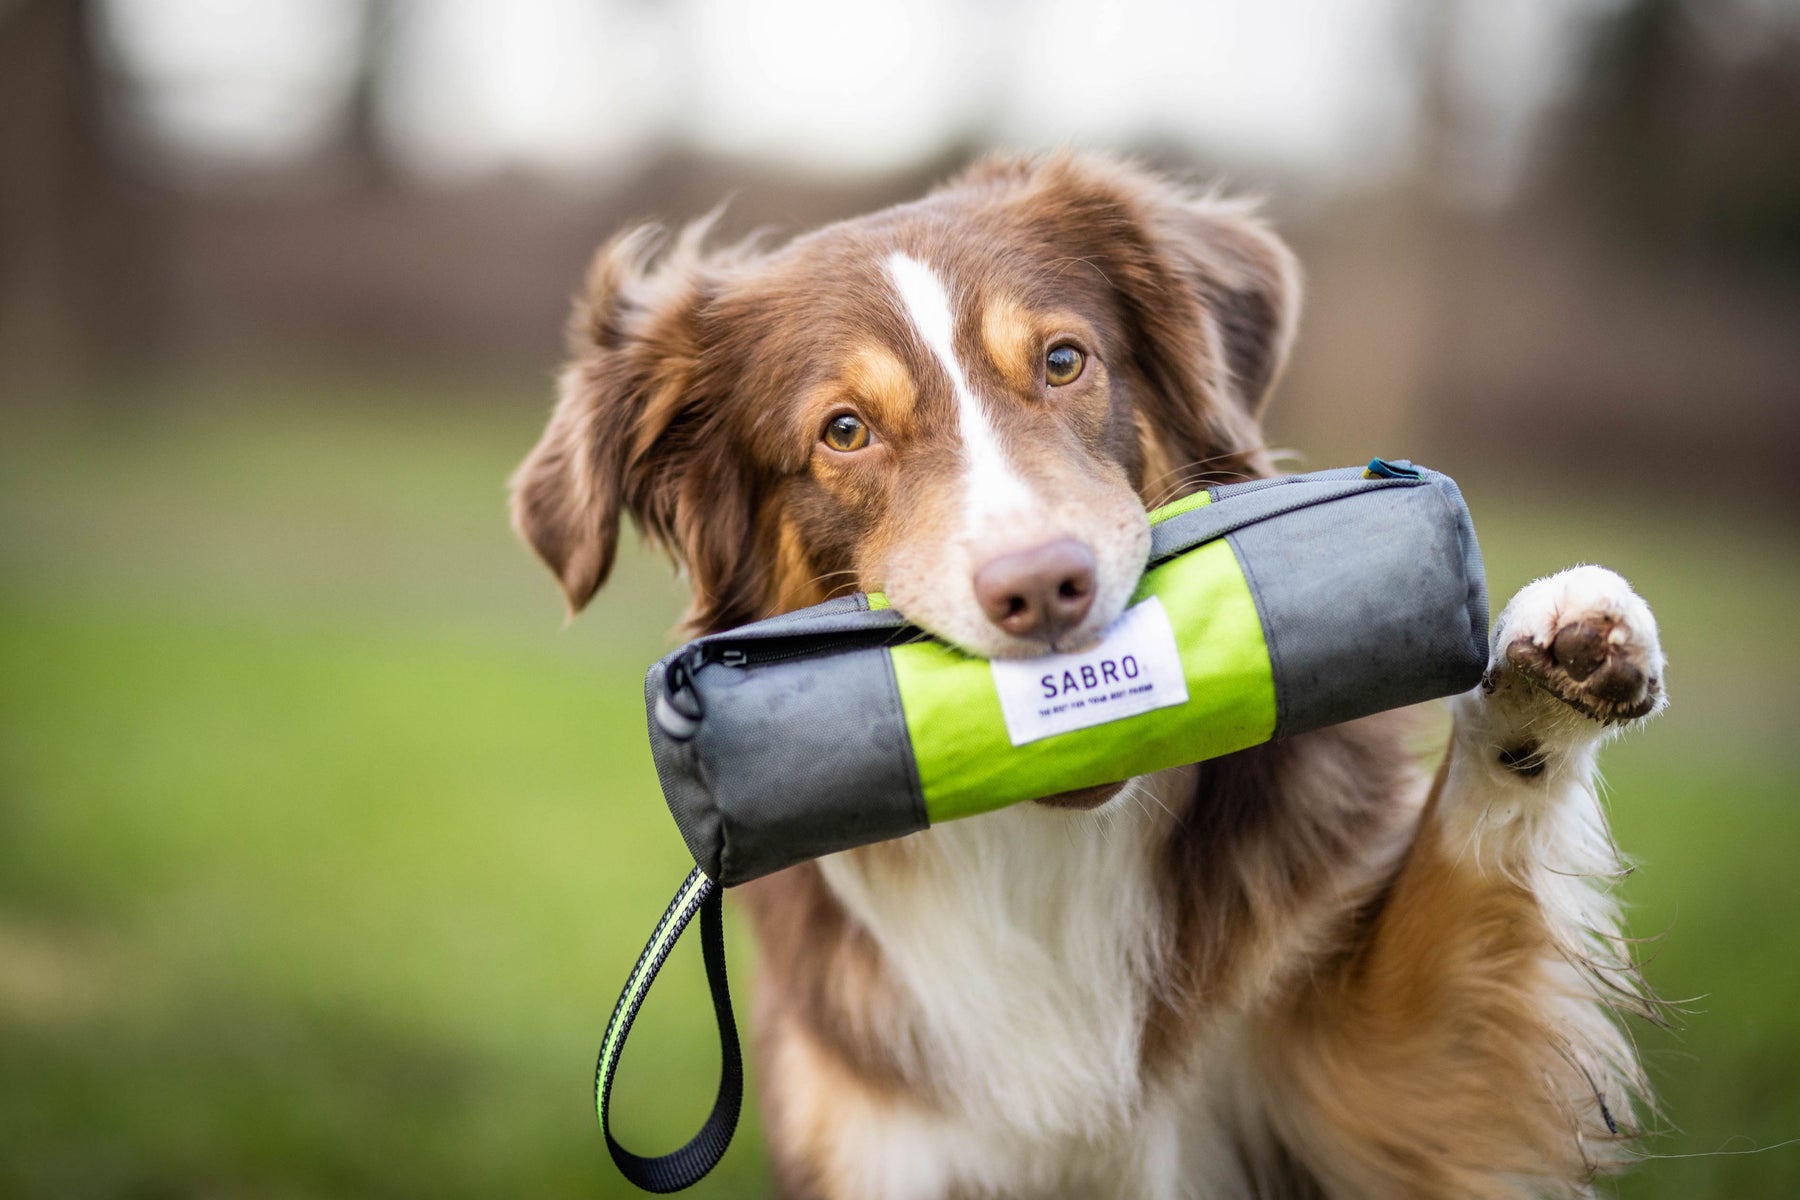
[595,867,742,1193]
[596,869,709,1105]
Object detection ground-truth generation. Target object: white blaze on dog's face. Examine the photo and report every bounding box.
[881,253,1036,536]
[510,154,1301,656]
[871,250,1146,656]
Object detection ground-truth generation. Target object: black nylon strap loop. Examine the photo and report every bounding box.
[595,867,742,1193]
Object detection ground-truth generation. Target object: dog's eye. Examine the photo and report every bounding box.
[822,413,872,453]
[1045,344,1085,387]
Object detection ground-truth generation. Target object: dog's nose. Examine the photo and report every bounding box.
[973,539,1098,644]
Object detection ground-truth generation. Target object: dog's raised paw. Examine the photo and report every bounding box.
[1486,565,1667,726]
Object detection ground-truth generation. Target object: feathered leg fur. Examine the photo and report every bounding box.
[1257,565,1668,1198]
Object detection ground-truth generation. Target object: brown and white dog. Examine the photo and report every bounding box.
[512,153,1668,1200]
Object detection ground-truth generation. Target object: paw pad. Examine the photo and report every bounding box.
[1504,612,1661,724]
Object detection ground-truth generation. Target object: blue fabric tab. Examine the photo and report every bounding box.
[1363,457,1423,480]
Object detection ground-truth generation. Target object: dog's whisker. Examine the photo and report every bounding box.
[1142,450,1244,486]
[1142,454,1257,509]
[802,568,865,594]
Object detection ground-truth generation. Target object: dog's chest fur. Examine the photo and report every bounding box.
[823,780,1176,1131]
[801,770,1257,1199]
[752,728,1425,1200]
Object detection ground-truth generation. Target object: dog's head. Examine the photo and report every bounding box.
[512,153,1299,656]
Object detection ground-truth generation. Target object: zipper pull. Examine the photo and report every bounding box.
[655,648,709,742]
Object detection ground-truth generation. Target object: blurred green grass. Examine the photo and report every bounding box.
[1,374,1796,1198]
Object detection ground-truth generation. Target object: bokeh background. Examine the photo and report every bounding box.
[3,1,1798,1196]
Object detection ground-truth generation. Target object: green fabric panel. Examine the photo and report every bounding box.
[893,528,1276,823]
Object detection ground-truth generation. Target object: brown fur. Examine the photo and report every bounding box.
[513,153,1652,1199]
[1254,755,1632,1198]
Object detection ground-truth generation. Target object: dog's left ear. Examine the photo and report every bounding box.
[999,155,1300,480]
[979,153,1303,422]
[1148,198,1302,417]
[1107,182,1302,491]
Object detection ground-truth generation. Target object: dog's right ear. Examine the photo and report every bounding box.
[510,225,710,616]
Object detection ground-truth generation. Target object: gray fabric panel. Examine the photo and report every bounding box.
[1206,465,1367,504]
[1436,473,1488,645]
[1228,477,1489,740]
[1150,474,1420,564]
[650,644,926,886]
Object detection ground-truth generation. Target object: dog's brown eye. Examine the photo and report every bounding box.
[1045,344,1085,386]
[823,413,871,452]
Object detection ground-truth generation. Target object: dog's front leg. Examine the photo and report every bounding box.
[1258,566,1666,1199]
[1432,563,1667,893]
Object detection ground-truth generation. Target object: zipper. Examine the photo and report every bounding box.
[657,632,908,741]
[711,642,831,669]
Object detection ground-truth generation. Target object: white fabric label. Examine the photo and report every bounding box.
[989,596,1189,746]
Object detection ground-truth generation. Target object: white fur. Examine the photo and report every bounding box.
[797,1086,1195,1200]
[885,252,1037,533]
[821,778,1176,1136]
[1441,564,1666,875]
[816,771,1199,1198]
[810,761,1419,1198]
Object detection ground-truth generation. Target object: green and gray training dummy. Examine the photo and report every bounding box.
[598,459,1488,1193]
[646,459,1488,886]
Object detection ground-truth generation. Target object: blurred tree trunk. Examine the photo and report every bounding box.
[342,0,396,188]
[1357,0,1460,454]
[0,0,152,392]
